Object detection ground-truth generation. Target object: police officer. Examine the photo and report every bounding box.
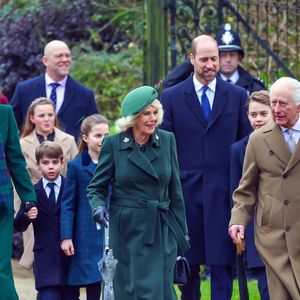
[163,23,265,94]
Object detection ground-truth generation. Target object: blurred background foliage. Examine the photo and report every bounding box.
[71,45,143,121]
[1,0,299,123]
[0,0,144,121]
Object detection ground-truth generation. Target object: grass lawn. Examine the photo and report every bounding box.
[175,279,260,299]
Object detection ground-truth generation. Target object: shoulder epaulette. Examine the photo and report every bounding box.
[253,76,264,85]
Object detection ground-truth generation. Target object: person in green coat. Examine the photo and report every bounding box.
[88,86,190,300]
[0,104,37,300]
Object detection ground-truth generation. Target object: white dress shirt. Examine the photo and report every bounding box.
[281,116,300,145]
[45,73,67,113]
[193,75,216,110]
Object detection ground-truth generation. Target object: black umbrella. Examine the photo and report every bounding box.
[236,233,249,300]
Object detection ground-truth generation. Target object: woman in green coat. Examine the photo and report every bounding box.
[88,86,189,300]
[0,104,36,300]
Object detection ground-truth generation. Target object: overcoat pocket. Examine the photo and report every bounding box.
[258,194,273,229]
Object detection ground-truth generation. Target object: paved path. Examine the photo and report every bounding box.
[12,259,87,300]
[12,259,36,300]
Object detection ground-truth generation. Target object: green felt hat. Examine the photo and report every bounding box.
[121,86,158,117]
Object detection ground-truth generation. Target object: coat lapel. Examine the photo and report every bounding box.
[263,121,291,167]
[36,74,47,96]
[119,130,159,180]
[54,176,65,213]
[183,77,207,128]
[284,137,300,173]
[128,148,159,180]
[81,150,96,177]
[145,144,159,162]
[207,77,228,130]
[54,127,72,155]
[144,131,160,163]
[57,75,75,117]
[36,180,54,216]
[242,135,250,153]
[22,130,41,161]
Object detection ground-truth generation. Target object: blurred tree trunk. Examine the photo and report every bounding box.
[144,0,167,88]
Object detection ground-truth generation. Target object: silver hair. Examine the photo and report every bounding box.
[115,99,164,133]
[270,77,300,105]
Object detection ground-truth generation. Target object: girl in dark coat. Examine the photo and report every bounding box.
[60,114,109,300]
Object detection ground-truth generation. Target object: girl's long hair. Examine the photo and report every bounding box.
[77,114,109,155]
[21,97,59,138]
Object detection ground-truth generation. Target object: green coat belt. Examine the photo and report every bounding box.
[111,197,190,252]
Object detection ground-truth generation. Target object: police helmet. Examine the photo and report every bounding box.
[216,23,244,58]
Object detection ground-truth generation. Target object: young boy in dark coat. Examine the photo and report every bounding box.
[14,141,71,300]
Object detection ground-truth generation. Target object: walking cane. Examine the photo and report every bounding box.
[236,233,249,300]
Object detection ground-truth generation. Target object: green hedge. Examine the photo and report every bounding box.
[71,46,143,122]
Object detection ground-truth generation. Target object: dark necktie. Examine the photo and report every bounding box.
[226,79,233,84]
[49,83,60,107]
[47,182,56,204]
[201,85,211,121]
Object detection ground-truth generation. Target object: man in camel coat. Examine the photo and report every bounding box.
[229,77,300,300]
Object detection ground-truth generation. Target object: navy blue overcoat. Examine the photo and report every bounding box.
[14,177,69,289]
[160,75,251,265]
[230,134,265,268]
[11,74,98,139]
[60,151,103,285]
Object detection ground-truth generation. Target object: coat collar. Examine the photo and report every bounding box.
[57,75,75,117]
[183,76,229,130]
[207,77,230,130]
[35,180,52,214]
[119,128,160,150]
[22,130,40,148]
[35,176,65,214]
[22,127,71,153]
[240,133,251,151]
[183,76,207,128]
[81,149,96,175]
[34,74,47,96]
[235,66,252,88]
[262,120,300,173]
[118,128,160,180]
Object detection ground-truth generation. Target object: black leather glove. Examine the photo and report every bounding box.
[92,206,109,228]
[25,201,37,212]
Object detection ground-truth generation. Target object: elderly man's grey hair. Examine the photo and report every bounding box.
[270,77,300,105]
[115,99,164,133]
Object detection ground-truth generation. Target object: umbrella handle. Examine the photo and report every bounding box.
[104,221,109,249]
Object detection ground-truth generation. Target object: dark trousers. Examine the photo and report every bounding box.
[37,286,77,300]
[64,282,101,300]
[180,265,233,300]
[255,267,270,300]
